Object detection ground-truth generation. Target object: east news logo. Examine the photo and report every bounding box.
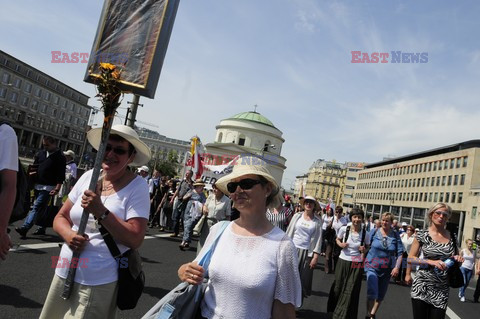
[351,51,428,63]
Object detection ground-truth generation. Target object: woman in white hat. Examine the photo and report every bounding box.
[40,124,151,319]
[286,195,323,304]
[178,156,301,319]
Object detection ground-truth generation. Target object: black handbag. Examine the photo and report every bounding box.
[35,196,59,228]
[99,224,145,310]
[448,233,464,288]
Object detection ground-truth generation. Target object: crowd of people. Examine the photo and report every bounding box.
[2,122,480,318]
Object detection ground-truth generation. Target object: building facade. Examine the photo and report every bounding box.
[354,140,480,246]
[204,111,286,184]
[342,162,365,211]
[304,159,346,207]
[136,127,190,173]
[0,50,90,160]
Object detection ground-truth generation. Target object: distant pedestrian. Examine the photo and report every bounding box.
[15,136,65,238]
[169,170,193,237]
[459,239,476,302]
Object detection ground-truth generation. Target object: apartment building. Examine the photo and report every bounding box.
[354,140,480,245]
[0,50,90,158]
[305,159,346,207]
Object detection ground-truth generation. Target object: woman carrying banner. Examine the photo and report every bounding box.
[40,125,151,319]
[177,156,301,319]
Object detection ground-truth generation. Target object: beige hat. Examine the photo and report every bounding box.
[137,165,149,173]
[193,178,205,187]
[300,195,321,212]
[215,155,281,208]
[63,150,75,157]
[87,124,151,166]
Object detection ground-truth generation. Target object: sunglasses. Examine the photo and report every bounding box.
[227,178,263,193]
[105,144,129,156]
[382,237,388,249]
[304,200,315,205]
[433,211,449,217]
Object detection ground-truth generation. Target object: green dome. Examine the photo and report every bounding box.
[228,111,276,128]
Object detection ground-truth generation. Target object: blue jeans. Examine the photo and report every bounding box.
[459,267,473,297]
[182,211,199,244]
[171,199,187,235]
[21,190,51,230]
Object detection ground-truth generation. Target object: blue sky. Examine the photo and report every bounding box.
[2,0,480,189]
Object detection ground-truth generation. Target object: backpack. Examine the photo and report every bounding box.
[0,122,31,223]
[343,224,367,246]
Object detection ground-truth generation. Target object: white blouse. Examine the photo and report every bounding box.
[198,222,302,319]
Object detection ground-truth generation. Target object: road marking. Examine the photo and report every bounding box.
[10,232,174,252]
[446,306,461,319]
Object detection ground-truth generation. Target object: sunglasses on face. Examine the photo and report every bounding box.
[304,200,315,205]
[433,211,449,217]
[227,178,263,193]
[105,144,129,156]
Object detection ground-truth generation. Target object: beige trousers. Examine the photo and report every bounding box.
[40,275,118,319]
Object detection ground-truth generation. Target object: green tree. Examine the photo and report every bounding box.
[153,149,179,178]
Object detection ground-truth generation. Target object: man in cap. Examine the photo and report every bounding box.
[138,165,150,183]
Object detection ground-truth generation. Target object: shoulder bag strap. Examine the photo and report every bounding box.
[361,225,366,246]
[99,223,122,259]
[197,221,230,274]
[343,225,351,243]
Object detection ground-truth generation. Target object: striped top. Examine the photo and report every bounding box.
[266,206,293,232]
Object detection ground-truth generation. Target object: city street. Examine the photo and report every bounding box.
[1,224,478,319]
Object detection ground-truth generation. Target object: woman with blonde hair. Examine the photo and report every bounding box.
[459,239,476,302]
[405,203,464,319]
[364,212,403,319]
[178,156,301,319]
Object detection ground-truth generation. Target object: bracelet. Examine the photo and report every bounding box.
[98,209,110,222]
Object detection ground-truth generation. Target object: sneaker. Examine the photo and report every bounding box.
[33,228,46,235]
[460,296,465,302]
[15,227,27,239]
[169,233,178,237]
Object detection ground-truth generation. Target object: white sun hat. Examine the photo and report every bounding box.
[87,124,151,166]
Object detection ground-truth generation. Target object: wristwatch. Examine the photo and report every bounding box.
[98,209,110,222]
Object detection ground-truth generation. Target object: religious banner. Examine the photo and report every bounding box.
[84,0,180,98]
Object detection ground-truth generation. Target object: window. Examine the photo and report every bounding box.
[463,156,468,167]
[20,96,29,107]
[422,178,425,187]
[0,88,6,99]
[53,96,60,105]
[426,177,430,186]
[456,158,461,168]
[31,100,38,110]
[460,174,465,185]
[40,104,47,113]
[433,162,437,171]
[24,82,32,93]
[13,78,22,88]
[442,176,446,186]
[1,72,10,84]
[436,176,440,186]
[429,192,433,202]
[458,192,463,203]
[454,175,459,185]
[444,160,449,169]
[450,159,455,169]
[434,192,438,202]
[44,91,51,101]
[472,207,477,220]
[447,175,452,186]
[9,91,18,103]
[428,163,432,171]
[451,192,456,203]
[238,137,245,146]
[445,192,450,203]
[439,192,444,202]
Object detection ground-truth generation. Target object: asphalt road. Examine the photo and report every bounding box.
[1,224,478,318]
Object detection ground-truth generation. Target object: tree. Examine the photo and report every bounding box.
[153,149,179,178]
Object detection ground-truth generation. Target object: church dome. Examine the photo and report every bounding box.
[227,111,276,128]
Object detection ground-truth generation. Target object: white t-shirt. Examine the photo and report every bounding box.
[199,222,302,319]
[322,215,333,230]
[400,233,415,254]
[332,216,347,235]
[337,224,370,261]
[55,170,150,285]
[0,124,18,171]
[292,215,317,250]
[461,248,475,270]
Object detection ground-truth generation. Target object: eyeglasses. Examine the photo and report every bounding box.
[433,211,449,217]
[227,178,263,193]
[304,200,315,205]
[105,144,129,156]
